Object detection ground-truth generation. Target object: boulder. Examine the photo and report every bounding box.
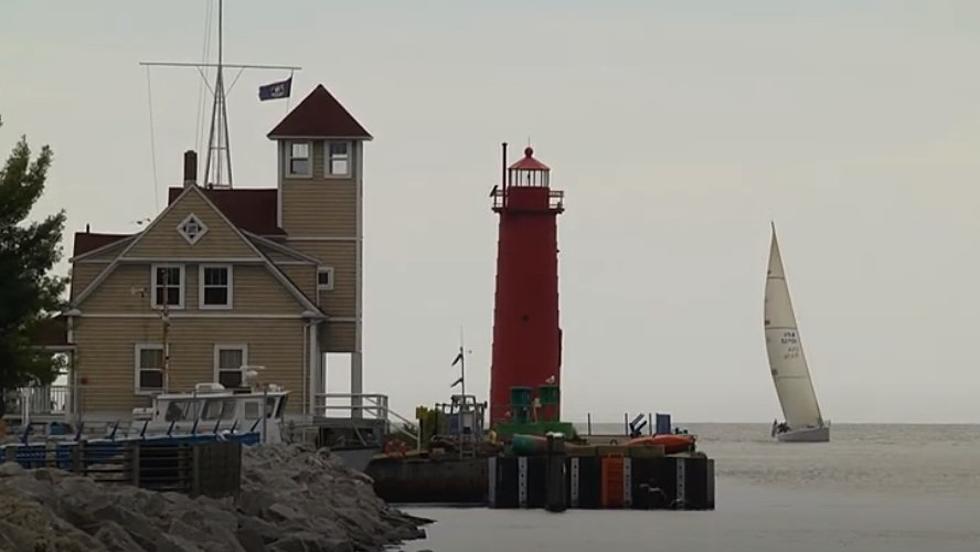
[0,460,26,477]
[95,521,143,551]
[0,443,426,551]
[235,526,266,552]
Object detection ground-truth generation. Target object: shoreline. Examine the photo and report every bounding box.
[0,443,428,552]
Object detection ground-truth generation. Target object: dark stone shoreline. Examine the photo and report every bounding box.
[0,444,428,552]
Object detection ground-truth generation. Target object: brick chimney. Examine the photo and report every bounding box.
[183,150,198,188]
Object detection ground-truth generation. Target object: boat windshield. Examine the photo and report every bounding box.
[201,398,238,421]
[164,400,200,422]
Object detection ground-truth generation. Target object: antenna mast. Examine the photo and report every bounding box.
[203,0,232,188]
[140,0,301,189]
[459,327,466,400]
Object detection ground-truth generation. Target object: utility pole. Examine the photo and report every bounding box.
[161,269,171,392]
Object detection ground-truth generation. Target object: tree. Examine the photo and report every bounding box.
[0,115,67,416]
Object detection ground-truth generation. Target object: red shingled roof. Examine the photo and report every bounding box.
[168,187,285,236]
[267,84,372,140]
[73,232,132,257]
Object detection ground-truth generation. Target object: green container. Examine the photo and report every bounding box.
[495,421,580,442]
[511,433,549,456]
[510,386,533,406]
[538,385,560,405]
[509,386,532,424]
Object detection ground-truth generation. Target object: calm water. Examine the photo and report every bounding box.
[396,424,980,552]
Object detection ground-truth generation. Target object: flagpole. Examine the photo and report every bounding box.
[459,326,466,399]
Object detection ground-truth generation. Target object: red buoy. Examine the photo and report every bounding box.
[489,144,565,425]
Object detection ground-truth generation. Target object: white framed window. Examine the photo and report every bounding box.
[151,264,185,309]
[176,213,208,245]
[214,344,248,388]
[326,141,351,177]
[317,266,334,291]
[288,141,312,177]
[134,344,165,394]
[199,264,233,309]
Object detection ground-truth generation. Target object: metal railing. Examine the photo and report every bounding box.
[491,188,564,211]
[3,385,70,419]
[0,438,243,498]
[313,392,420,449]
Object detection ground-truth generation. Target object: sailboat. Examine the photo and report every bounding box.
[764,225,830,442]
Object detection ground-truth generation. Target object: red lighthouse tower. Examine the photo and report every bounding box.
[489,144,564,425]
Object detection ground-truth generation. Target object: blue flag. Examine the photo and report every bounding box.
[259,77,292,101]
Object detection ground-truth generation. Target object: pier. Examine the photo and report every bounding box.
[366,442,714,511]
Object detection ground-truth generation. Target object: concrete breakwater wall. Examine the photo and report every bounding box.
[367,453,715,510]
[0,444,427,552]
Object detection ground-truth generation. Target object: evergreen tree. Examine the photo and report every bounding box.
[0,116,67,415]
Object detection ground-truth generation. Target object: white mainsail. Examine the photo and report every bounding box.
[764,227,824,430]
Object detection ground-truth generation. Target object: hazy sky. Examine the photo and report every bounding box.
[4,1,980,423]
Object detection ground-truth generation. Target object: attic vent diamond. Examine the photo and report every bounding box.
[177,213,208,245]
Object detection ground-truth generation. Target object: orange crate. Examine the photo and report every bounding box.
[600,456,625,508]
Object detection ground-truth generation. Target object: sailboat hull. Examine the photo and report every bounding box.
[775,426,829,443]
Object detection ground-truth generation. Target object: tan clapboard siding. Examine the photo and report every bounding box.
[75,317,306,415]
[324,321,355,352]
[256,243,304,264]
[126,190,257,258]
[70,263,106,301]
[76,240,131,261]
[232,265,306,313]
[74,317,161,414]
[280,139,358,237]
[278,264,317,300]
[284,241,356,317]
[82,264,153,312]
[80,263,304,314]
[281,182,356,237]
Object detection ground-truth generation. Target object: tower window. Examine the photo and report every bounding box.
[288,142,311,176]
[326,142,350,177]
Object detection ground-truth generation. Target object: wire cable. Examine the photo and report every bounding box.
[144,66,160,211]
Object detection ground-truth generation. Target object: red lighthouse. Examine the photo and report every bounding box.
[489,144,564,425]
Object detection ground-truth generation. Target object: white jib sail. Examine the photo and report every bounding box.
[764,227,824,429]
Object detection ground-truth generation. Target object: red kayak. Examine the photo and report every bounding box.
[627,434,695,454]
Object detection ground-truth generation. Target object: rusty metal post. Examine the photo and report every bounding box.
[131,443,141,486]
[191,444,202,496]
[72,442,83,474]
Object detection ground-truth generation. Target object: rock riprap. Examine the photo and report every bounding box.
[0,444,426,552]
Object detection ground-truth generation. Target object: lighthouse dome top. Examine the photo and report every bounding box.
[509,146,550,171]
